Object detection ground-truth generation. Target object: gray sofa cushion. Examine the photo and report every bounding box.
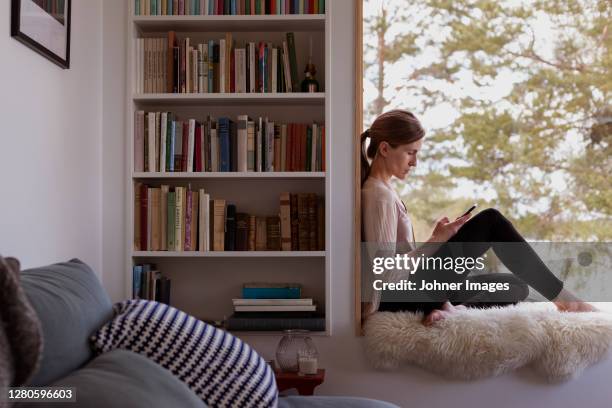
[20,349,206,408]
[279,396,400,408]
[20,259,113,386]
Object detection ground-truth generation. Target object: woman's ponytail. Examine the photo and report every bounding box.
[360,129,371,187]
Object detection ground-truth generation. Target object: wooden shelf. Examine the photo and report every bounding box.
[133,14,326,32]
[133,171,325,180]
[132,251,326,258]
[133,92,325,105]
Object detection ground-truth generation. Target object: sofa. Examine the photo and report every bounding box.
[15,259,397,408]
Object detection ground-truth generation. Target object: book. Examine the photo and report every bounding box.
[212,199,226,251]
[218,117,231,171]
[286,32,299,92]
[242,283,301,299]
[255,216,267,250]
[232,298,313,306]
[150,187,162,251]
[167,190,176,250]
[225,204,237,251]
[297,193,309,250]
[134,182,142,250]
[237,115,249,172]
[174,186,185,251]
[234,305,316,312]
[135,111,145,172]
[133,265,143,298]
[160,185,169,251]
[279,192,291,251]
[266,216,281,250]
[230,120,237,171]
[158,276,171,304]
[248,215,256,250]
[290,193,298,250]
[190,189,199,250]
[199,189,210,251]
[226,314,325,331]
[235,212,249,251]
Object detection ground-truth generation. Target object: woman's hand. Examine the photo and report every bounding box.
[428,214,471,243]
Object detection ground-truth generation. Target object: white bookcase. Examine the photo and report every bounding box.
[125,3,331,335]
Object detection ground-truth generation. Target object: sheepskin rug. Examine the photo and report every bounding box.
[363,303,612,382]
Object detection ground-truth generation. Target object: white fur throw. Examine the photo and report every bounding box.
[363,303,612,382]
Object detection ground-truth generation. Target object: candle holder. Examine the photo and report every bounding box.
[275,330,318,373]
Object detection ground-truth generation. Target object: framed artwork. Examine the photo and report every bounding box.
[11,0,71,69]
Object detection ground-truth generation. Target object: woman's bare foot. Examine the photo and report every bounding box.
[553,289,598,312]
[422,301,467,326]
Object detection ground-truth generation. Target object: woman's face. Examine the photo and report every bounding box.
[378,138,423,180]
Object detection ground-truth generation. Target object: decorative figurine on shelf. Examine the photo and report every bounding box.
[301,36,320,93]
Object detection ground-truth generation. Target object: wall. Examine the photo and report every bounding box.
[0,0,102,274]
[101,0,127,300]
[100,1,612,407]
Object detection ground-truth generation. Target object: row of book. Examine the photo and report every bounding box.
[226,283,325,331]
[136,32,308,94]
[134,0,325,16]
[132,264,172,304]
[134,112,325,173]
[134,186,325,252]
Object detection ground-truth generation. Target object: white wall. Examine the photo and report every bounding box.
[98,1,612,406]
[0,0,102,274]
[102,0,127,301]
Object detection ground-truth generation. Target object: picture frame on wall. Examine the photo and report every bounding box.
[11,0,71,69]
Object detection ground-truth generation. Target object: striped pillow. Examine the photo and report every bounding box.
[91,300,278,408]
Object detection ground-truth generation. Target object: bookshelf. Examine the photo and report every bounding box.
[125,3,330,335]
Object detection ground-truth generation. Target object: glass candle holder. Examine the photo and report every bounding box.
[275,330,318,372]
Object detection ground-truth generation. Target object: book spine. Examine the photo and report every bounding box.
[247,120,255,171]
[135,111,145,172]
[213,199,226,251]
[237,115,248,172]
[134,183,142,250]
[151,188,161,251]
[175,187,184,251]
[228,317,325,331]
[132,265,143,298]
[248,215,256,250]
[185,189,192,250]
[195,123,202,172]
[160,185,168,251]
[191,190,198,251]
[188,119,196,172]
[219,118,230,172]
[279,192,291,250]
[167,190,176,250]
[242,287,301,299]
[286,32,299,93]
[160,112,168,172]
[225,204,236,251]
[230,120,238,172]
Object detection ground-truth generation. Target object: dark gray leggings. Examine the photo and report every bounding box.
[378,208,564,314]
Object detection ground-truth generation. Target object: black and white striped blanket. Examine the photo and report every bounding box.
[91,300,278,408]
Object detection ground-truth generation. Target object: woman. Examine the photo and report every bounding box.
[361,109,596,326]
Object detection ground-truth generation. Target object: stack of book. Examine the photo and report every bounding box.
[134,0,326,16]
[132,263,172,304]
[134,112,325,173]
[226,283,324,331]
[135,32,309,94]
[134,188,324,252]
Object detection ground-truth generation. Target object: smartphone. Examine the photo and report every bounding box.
[457,204,477,219]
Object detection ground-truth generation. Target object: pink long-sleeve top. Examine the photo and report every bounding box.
[361,176,417,313]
